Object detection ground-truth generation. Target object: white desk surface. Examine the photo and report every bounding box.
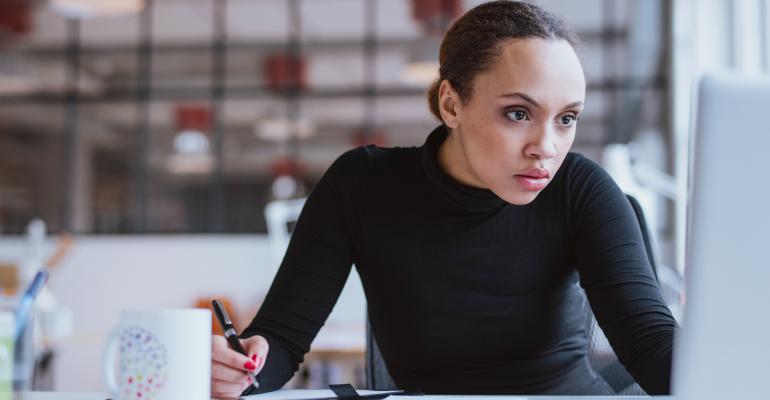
[20,391,673,400]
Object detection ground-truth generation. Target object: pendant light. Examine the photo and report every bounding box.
[51,0,145,19]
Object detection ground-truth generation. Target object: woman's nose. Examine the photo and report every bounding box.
[525,126,557,159]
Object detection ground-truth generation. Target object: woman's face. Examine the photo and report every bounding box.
[440,38,586,205]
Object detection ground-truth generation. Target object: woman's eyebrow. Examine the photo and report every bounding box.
[562,101,584,110]
[499,92,540,107]
[499,93,584,111]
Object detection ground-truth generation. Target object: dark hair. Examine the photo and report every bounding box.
[427,1,579,121]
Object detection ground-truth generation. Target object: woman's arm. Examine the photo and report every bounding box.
[239,149,365,394]
[569,155,678,395]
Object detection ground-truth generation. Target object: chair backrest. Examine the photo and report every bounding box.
[365,194,661,394]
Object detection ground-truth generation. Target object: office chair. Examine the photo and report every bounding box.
[365,195,660,395]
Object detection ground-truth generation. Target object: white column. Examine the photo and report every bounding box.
[732,0,765,72]
[670,0,695,275]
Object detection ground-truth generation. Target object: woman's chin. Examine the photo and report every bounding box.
[493,188,542,206]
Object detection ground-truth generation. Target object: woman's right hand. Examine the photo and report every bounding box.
[211,334,270,399]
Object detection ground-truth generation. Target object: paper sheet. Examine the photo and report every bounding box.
[242,389,401,399]
[389,397,527,399]
[242,390,528,399]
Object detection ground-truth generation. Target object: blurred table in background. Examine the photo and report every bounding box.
[287,322,366,389]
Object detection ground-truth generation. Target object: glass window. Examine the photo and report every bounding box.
[0,105,67,234]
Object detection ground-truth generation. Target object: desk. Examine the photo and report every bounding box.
[20,392,673,400]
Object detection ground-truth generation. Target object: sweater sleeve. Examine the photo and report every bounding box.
[568,155,678,395]
[239,149,363,394]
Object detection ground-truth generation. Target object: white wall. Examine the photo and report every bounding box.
[0,235,366,391]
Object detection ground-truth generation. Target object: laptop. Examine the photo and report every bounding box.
[673,72,770,399]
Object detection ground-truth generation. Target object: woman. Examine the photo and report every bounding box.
[210,1,677,397]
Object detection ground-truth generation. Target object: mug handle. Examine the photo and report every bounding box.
[102,325,123,397]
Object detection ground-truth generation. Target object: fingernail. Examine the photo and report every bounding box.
[251,354,257,362]
[244,361,256,371]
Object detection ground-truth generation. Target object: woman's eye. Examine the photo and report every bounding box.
[560,114,578,126]
[506,110,529,121]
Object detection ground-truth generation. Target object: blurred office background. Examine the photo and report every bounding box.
[0,0,767,392]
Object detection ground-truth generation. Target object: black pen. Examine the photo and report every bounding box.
[211,299,260,389]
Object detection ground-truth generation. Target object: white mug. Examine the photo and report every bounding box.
[103,309,211,400]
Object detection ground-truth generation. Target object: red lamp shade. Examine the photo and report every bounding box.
[351,129,389,148]
[0,1,31,35]
[409,0,461,34]
[175,103,212,133]
[270,156,305,178]
[262,54,307,91]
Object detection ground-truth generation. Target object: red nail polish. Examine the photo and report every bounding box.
[251,354,257,362]
[244,361,256,371]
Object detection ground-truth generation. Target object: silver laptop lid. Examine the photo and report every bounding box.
[673,72,770,399]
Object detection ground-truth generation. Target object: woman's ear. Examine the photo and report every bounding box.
[438,79,461,128]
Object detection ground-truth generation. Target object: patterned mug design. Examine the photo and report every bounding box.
[119,326,168,400]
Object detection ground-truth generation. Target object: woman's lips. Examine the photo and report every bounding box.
[514,167,550,191]
[514,175,549,191]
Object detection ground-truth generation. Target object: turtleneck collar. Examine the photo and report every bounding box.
[420,125,507,213]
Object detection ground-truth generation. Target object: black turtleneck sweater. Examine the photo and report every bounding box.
[241,125,677,395]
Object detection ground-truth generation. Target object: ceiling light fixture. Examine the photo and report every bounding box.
[51,0,145,19]
[256,117,315,142]
[402,0,461,86]
[167,104,213,174]
[174,104,211,155]
[401,38,440,87]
